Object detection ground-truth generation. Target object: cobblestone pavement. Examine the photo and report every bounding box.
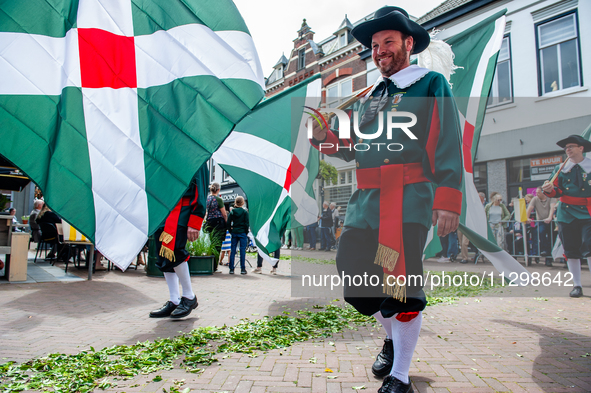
[1,253,590,392]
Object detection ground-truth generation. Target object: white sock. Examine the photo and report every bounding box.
[389,312,422,384]
[163,272,181,305]
[587,259,591,274]
[173,261,195,299]
[373,311,392,340]
[567,259,582,287]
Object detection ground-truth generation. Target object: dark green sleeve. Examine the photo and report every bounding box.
[427,73,464,214]
[216,196,224,208]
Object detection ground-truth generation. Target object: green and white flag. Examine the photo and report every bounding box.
[0,0,265,270]
[214,76,321,254]
[423,10,530,284]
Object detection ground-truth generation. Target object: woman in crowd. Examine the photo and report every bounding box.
[485,194,511,250]
[204,183,227,272]
[227,196,250,275]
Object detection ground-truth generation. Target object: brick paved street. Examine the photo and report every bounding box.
[1,252,590,392]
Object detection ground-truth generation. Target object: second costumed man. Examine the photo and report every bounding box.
[310,7,463,393]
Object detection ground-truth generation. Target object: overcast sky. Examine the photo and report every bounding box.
[232,0,445,77]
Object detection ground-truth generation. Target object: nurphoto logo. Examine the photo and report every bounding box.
[305,106,418,152]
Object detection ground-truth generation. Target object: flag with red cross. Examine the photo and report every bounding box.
[0,0,265,269]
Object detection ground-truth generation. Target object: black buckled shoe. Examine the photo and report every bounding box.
[569,286,583,298]
[378,375,413,393]
[149,301,178,318]
[170,296,198,319]
[372,338,394,378]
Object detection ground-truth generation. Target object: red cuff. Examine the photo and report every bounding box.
[310,130,341,155]
[544,188,560,198]
[188,215,204,231]
[432,187,462,215]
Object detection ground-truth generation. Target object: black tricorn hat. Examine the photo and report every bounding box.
[351,6,430,54]
[557,134,591,153]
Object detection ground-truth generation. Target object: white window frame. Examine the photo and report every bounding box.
[537,13,581,95]
[298,48,306,70]
[326,78,353,108]
[488,36,513,107]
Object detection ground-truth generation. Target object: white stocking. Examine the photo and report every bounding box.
[567,259,582,287]
[163,272,180,305]
[390,312,422,384]
[173,261,195,299]
[373,311,392,339]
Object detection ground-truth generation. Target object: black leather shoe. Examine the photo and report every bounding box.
[241,269,247,275]
[372,338,394,378]
[378,375,413,393]
[170,296,198,319]
[229,269,235,274]
[570,286,583,298]
[149,301,178,318]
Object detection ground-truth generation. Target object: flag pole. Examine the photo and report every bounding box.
[519,187,529,267]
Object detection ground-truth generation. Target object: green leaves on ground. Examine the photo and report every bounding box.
[0,305,373,392]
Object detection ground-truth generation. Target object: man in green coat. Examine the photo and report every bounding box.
[310,6,463,393]
[542,134,591,298]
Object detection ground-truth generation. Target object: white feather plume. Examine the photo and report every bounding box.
[417,30,462,87]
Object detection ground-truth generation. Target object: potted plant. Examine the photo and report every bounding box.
[185,229,221,275]
[21,216,29,224]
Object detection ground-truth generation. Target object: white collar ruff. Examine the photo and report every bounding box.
[562,157,591,173]
[363,65,430,100]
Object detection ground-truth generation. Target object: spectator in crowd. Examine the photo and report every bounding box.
[291,223,304,250]
[330,203,340,250]
[306,219,318,250]
[319,201,333,251]
[204,183,227,272]
[485,194,510,250]
[227,196,250,275]
[526,186,556,266]
[218,230,231,266]
[29,200,44,243]
[254,249,280,274]
[36,204,62,259]
[437,230,458,263]
[478,192,486,205]
[457,229,470,264]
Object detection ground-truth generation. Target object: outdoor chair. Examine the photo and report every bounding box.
[35,222,58,263]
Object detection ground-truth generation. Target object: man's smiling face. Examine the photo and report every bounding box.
[371,30,413,78]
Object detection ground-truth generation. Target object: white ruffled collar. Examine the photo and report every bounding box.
[364,65,430,99]
[562,157,591,173]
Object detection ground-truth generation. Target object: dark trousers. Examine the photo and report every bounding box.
[257,249,280,268]
[320,227,332,250]
[230,233,248,270]
[558,219,591,259]
[336,223,428,317]
[307,225,317,249]
[154,226,189,273]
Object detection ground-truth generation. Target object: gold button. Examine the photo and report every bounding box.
[392,108,397,112]
[568,179,571,182]
[356,162,360,168]
[359,139,363,143]
[384,159,390,164]
[361,189,365,191]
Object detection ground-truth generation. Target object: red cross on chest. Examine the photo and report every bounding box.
[78,28,137,89]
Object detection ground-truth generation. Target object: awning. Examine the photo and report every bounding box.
[0,155,31,192]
